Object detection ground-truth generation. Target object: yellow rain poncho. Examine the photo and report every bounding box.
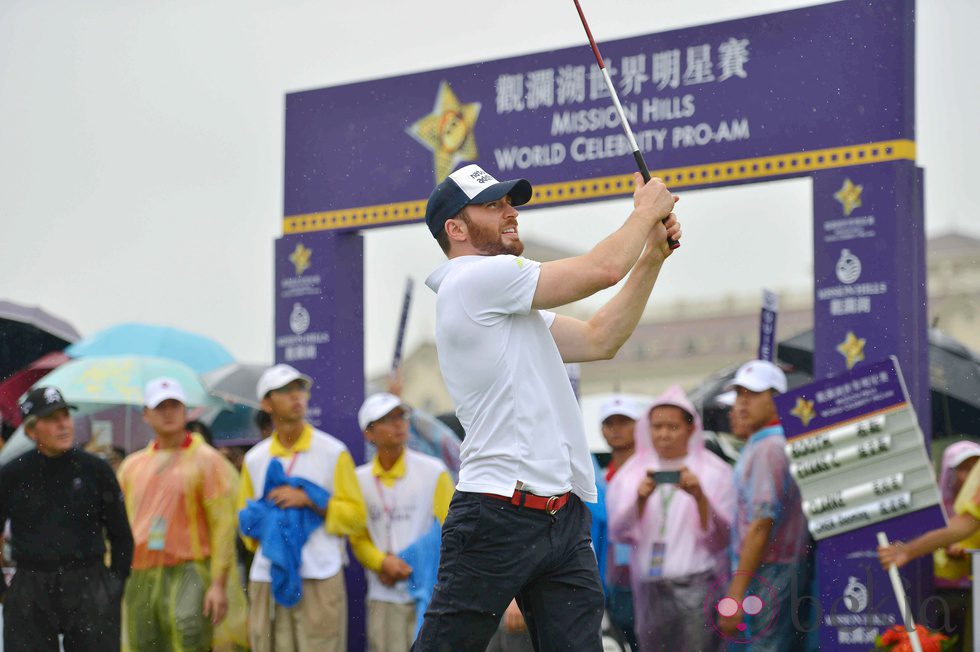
[118,433,249,651]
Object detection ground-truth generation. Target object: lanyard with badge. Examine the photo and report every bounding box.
[148,434,192,551]
[373,476,396,553]
[284,451,300,476]
[647,486,676,578]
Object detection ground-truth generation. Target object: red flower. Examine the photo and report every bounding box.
[880,625,905,645]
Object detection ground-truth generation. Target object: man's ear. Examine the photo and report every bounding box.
[445,217,468,243]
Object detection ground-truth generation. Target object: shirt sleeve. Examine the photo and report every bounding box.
[325,451,367,536]
[350,528,387,573]
[98,459,134,579]
[746,441,787,523]
[236,461,258,552]
[201,453,238,581]
[459,255,541,325]
[432,471,455,525]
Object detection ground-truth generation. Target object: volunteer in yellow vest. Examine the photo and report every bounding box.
[238,364,367,652]
[117,377,247,652]
[350,393,455,652]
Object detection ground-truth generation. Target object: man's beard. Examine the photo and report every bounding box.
[468,219,524,256]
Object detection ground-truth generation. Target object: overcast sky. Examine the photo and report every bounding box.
[1,0,977,378]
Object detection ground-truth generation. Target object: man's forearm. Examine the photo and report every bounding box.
[729,519,774,598]
[586,247,664,358]
[579,208,662,289]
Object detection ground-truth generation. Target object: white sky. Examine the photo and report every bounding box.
[1,0,977,378]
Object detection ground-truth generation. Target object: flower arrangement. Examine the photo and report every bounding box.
[872,624,957,652]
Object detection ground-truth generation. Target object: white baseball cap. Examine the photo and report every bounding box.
[144,377,187,409]
[727,360,788,394]
[256,364,313,401]
[598,395,641,424]
[358,393,407,431]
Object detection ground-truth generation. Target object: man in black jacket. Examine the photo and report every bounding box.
[0,386,134,651]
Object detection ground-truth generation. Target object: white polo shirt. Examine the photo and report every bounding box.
[425,254,597,502]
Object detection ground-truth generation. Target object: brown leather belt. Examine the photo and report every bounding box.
[482,489,571,515]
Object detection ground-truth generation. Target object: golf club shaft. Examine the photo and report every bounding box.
[572,0,679,249]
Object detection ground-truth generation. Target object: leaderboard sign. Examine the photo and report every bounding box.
[775,357,946,649]
[776,357,942,540]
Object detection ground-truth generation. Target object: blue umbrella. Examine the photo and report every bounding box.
[66,323,234,373]
[35,355,225,452]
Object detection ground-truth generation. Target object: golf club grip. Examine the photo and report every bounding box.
[633,150,680,250]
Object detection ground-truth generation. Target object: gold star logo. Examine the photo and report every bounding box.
[834,178,863,217]
[836,331,866,370]
[790,397,816,427]
[407,81,481,183]
[289,243,312,276]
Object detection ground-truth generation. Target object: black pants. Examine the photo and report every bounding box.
[412,491,605,652]
[3,563,124,652]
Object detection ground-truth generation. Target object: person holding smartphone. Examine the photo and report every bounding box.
[606,385,734,651]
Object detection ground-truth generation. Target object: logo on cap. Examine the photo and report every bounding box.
[470,169,493,185]
[407,80,482,183]
[44,388,62,404]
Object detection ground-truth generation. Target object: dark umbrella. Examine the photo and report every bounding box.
[0,351,70,427]
[776,328,980,438]
[0,300,80,381]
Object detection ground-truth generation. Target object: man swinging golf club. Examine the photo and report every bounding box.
[412,163,680,651]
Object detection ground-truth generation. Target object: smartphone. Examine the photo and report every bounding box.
[650,470,681,484]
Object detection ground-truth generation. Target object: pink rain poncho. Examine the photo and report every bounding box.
[606,385,734,652]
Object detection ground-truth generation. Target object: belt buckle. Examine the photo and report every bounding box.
[546,495,559,515]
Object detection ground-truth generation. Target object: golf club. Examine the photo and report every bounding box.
[572,0,680,249]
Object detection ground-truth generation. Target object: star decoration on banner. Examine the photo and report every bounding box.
[289,243,312,276]
[836,331,867,370]
[834,178,863,217]
[790,397,816,427]
[407,81,482,183]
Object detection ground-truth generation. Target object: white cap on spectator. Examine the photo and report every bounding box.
[144,377,187,409]
[256,364,312,401]
[598,395,641,424]
[358,393,407,431]
[727,360,788,394]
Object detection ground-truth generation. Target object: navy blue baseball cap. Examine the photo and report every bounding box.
[21,386,76,419]
[424,164,533,238]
